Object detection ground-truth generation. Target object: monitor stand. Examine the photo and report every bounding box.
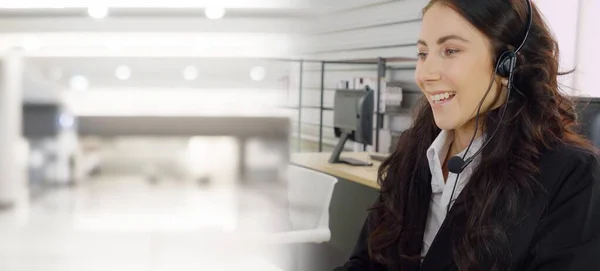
[328,132,373,167]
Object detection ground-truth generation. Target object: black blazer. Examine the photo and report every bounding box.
[335,144,600,271]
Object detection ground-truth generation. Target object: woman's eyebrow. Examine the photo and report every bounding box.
[417,34,470,46]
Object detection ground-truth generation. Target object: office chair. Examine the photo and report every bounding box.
[590,114,600,148]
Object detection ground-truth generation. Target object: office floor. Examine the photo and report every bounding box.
[0,175,290,271]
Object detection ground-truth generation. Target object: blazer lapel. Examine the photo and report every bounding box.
[418,209,463,271]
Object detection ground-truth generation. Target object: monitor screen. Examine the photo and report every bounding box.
[332,88,373,146]
[333,89,364,131]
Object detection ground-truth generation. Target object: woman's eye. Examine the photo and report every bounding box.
[417,52,428,60]
[443,48,460,56]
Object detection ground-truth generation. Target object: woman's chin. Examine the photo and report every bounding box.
[433,117,458,131]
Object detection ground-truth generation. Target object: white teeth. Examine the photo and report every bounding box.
[431,91,455,102]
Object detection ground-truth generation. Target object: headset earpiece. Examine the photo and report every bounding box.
[495,0,533,80]
[496,52,515,78]
[496,54,511,78]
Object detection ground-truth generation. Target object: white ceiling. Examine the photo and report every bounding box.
[0,0,390,11]
[2,0,395,102]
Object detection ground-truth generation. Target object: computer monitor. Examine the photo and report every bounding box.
[573,96,600,148]
[329,87,374,166]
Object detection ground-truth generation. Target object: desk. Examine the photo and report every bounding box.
[290,152,381,189]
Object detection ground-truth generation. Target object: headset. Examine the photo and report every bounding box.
[446,0,533,213]
[496,1,533,79]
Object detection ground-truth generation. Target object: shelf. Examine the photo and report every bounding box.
[293,56,412,153]
[301,87,337,91]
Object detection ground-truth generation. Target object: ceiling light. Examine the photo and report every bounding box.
[88,6,108,19]
[205,7,226,19]
[115,65,131,80]
[59,113,75,128]
[69,75,89,91]
[250,66,266,81]
[183,66,199,81]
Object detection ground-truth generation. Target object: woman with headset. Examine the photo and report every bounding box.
[335,0,600,270]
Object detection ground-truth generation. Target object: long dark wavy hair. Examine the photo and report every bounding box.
[367,0,596,270]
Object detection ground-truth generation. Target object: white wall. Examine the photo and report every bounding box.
[534,0,600,97]
[575,0,600,97]
[534,0,580,93]
[300,0,425,61]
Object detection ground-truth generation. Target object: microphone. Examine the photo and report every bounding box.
[446,117,504,174]
[446,136,491,174]
[447,156,466,174]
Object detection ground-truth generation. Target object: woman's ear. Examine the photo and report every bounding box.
[494,76,509,89]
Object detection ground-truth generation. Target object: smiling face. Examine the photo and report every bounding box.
[415,2,506,133]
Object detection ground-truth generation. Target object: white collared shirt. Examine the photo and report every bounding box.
[421,130,485,257]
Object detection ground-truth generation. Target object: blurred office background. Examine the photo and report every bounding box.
[0,0,598,270]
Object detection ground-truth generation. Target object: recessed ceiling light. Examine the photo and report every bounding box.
[115,65,131,80]
[59,113,75,128]
[205,7,226,20]
[250,66,266,81]
[88,6,108,19]
[69,75,89,91]
[183,66,199,81]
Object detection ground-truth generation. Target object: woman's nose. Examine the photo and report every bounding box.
[417,56,442,82]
